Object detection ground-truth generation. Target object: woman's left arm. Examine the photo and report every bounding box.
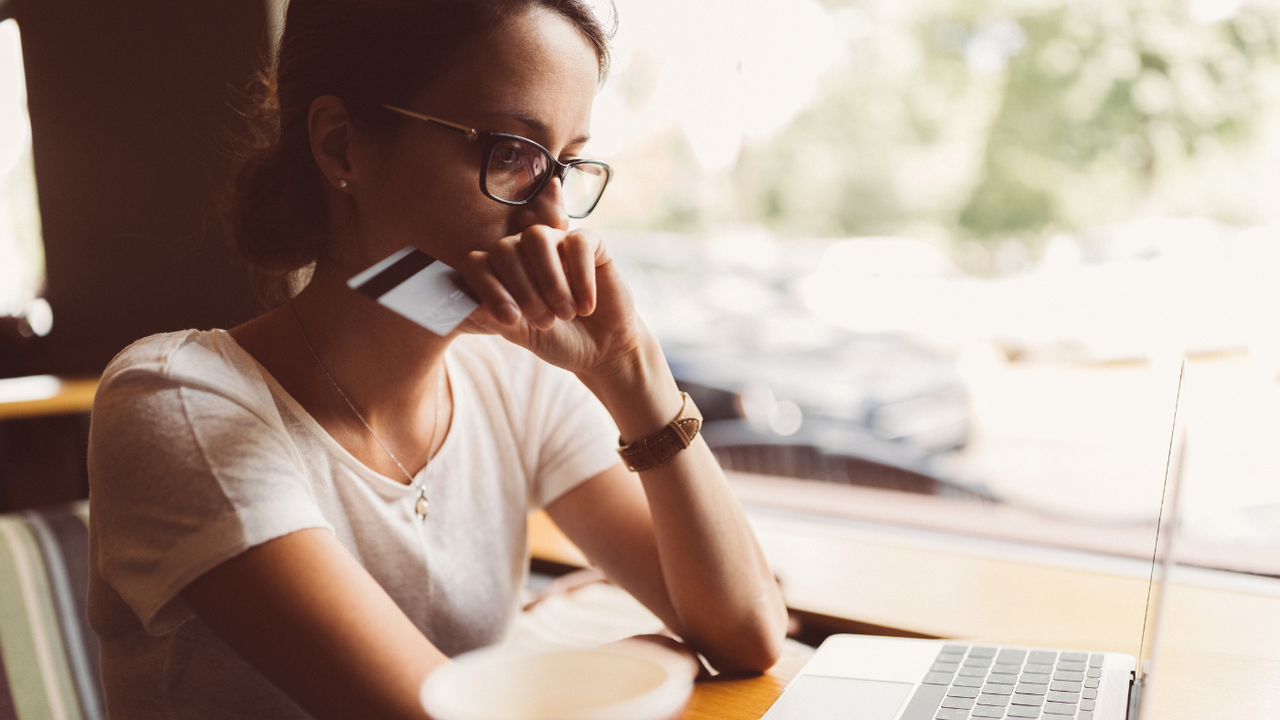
[549,340,790,674]
[459,224,788,674]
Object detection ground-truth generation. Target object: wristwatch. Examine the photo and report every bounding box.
[616,392,703,472]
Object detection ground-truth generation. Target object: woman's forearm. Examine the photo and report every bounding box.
[579,338,790,673]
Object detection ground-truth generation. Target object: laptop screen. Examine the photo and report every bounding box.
[1132,360,1189,718]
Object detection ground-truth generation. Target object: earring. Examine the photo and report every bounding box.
[338,179,349,189]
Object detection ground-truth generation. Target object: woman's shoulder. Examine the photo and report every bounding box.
[97,328,272,410]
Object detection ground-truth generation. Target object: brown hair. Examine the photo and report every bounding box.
[225,0,613,306]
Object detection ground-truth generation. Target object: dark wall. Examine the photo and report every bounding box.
[4,0,267,378]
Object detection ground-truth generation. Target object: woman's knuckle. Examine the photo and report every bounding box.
[525,226,561,249]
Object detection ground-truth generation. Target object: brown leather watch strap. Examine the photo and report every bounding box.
[616,392,703,472]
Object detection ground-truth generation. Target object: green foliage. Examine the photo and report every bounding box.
[737,0,1280,246]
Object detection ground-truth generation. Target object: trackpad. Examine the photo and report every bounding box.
[764,676,914,720]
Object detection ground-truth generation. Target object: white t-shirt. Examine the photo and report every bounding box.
[86,329,620,719]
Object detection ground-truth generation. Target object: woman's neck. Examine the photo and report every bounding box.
[298,265,451,399]
[230,263,455,480]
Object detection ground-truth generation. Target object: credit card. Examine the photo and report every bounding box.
[347,247,479,336]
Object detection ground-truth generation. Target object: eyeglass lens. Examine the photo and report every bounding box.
[485,137,608,217]
[486,139,549,203]
[561,163,609,218]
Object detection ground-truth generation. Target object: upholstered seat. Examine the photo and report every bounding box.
[0,502,103,720]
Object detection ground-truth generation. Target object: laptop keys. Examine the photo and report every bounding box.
[948,686,981,699]
[997,649,1027,664]
[899,684,950,720]
[922,645,1105,720]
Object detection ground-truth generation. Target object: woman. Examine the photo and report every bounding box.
[86,1,788,718]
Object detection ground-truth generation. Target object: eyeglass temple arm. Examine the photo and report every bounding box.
[382,104,479,141]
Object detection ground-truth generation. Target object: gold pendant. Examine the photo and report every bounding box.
[414,488,430,521]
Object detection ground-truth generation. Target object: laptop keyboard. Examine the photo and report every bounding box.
[900,645,1106,720]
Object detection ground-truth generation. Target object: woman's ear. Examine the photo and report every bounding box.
[308,95,354,191]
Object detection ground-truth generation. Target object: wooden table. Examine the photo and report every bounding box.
[529,481,1280,720]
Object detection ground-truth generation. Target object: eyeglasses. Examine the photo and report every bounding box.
[382,105,612,219]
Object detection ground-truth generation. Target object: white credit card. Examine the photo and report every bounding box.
[347,247,479,336]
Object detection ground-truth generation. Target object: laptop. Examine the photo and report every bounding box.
[760,362,1189,720]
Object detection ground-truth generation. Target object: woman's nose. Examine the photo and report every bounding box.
[512,176,570,232]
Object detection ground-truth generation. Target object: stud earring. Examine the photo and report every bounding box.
[338,179,349,189]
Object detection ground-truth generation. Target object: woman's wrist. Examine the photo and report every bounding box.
[578,335,684,444]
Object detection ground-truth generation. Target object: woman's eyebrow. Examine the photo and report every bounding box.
[484,110,591,146]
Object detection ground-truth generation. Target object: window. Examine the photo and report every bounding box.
[586,0,1280,577]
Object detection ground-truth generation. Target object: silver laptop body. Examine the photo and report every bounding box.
[761,363,1188,720]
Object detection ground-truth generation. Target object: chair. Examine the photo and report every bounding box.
[0,501,103,720]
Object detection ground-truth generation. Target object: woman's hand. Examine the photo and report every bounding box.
[462,225,790,675]
[455,225,648,381]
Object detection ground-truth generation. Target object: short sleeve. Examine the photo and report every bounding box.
[525,362,621,509]
[88,334,333,635]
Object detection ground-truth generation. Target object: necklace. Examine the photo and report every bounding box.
[289,299,442,521]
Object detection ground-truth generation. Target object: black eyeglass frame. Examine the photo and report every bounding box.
[382,104,613,219]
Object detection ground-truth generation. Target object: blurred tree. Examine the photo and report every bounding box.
[735,0,1280,252]
[961,2,1279,238]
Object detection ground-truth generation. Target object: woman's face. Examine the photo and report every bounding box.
[344,7,601,272]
